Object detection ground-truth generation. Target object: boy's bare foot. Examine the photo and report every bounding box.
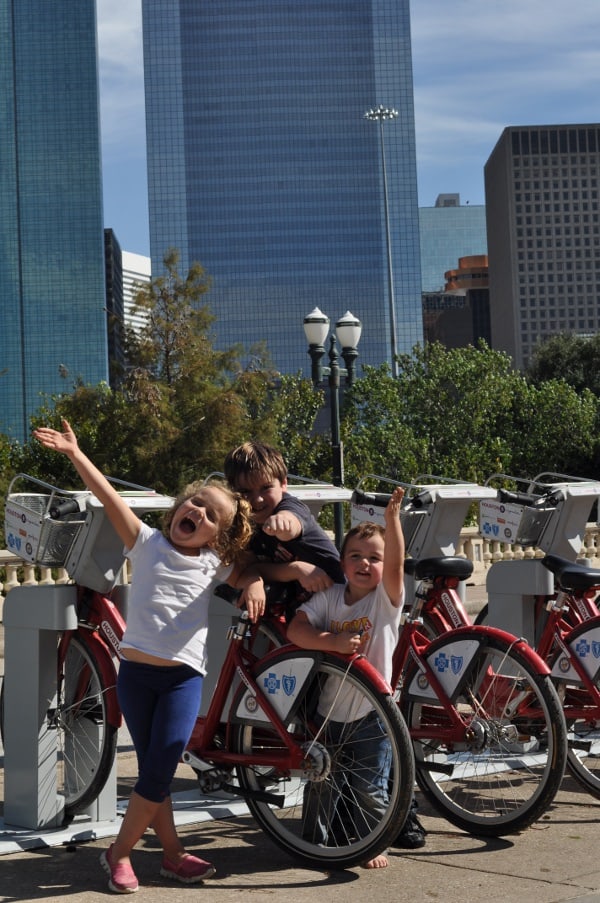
[361,852,388,869]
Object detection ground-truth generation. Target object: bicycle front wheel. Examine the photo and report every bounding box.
[57,634,118,817]
[233,649,414,869]
[401,629,567,836]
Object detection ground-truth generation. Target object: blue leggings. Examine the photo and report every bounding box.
[117,658,203,803]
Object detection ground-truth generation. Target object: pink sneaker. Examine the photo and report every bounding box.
[160,853,216,884]
[100,844,139,894]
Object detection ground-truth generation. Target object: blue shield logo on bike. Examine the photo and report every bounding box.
[593,641,600,659]
[450,655,463,675]
[282,675,296,696]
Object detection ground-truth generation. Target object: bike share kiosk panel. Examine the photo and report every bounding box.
[480,473,600,643]
[3,475,172,830]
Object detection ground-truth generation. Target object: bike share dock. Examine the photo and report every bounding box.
[0,475,352,854]
[480,473,600,642]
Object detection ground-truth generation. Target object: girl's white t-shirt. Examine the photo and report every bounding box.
[122,522,232,674]
[297,581,403,721]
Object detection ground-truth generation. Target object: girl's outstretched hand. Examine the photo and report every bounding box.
[33,419,78,457]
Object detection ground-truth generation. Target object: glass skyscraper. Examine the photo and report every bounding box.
[419,197,487,292]
[0,0,107,441]
[142,0,423,376]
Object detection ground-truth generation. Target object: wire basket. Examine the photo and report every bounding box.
[478,498,555,547]
[4,492,86,567]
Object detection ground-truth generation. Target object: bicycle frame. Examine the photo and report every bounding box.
[184,610,392,775]
[56,587,125,732]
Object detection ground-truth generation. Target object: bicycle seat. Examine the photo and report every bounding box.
[404,556,473,581]
[542,554,600,592]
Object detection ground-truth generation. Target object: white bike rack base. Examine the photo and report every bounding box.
[3,585,117,829]
[486,559,554,644]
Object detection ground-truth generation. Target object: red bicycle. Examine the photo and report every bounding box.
[1,474,414,870]
[352,477,569,836]
[475,475,600,800]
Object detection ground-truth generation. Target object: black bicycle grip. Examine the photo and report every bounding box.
[352,489,391,507]
[49,498,81,519]
[410,489,433,509]
[497,489,538,506]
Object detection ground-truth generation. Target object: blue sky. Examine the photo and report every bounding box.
[98,0,600,257]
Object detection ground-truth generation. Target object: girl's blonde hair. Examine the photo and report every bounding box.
[162,478,253,565]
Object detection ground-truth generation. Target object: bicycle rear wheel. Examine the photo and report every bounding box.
[401,629,567,836]
[57,634,118,817]
[233,649,414,869]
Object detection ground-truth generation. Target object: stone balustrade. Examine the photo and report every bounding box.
[1,523,600,622]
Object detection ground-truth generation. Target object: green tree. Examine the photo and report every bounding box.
[527,332,600,397]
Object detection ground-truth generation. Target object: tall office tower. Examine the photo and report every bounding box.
[122,251,152,335]
[0,0,107,442]
[142,0,423,376]
[485,125,600,370]
[419,195,487,292]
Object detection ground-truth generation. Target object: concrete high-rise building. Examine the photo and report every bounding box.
[122,251,152,336]
[419,195,487,293]
[485,124,600,369]
[142,0,423,376]
[0,0,108,441]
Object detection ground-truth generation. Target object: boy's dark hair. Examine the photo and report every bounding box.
[340,521,385,557]
[224,441,288,487]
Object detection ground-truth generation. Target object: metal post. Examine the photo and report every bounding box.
[365,105,399,378]
[327,336,345,548]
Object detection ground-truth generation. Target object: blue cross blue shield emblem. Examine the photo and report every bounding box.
[451,655,463,675]
[282,675,296,696]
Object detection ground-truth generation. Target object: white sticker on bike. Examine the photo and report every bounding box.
[235,656,315,722]
[406,638,481,700]
[551,623,600,683]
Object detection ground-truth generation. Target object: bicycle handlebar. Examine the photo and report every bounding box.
[497,487,565,508]
[352,488,432,509]
[49,498,82,520]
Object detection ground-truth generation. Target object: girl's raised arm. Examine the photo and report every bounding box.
[33,419,141,551]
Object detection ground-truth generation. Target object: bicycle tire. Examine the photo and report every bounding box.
[551,619,600,799]
[401,628,567,836]
[56,633,118,817]
[232,648,414,869]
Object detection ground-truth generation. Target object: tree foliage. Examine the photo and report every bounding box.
[527,332,600,398]
[6,263,600,504]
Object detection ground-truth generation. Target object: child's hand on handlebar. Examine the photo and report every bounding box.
[238,578,266,623]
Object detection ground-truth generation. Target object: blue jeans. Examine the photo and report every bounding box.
[117,659,203,803]
[302,709,392,845]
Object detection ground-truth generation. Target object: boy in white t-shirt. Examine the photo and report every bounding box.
[287,487,406,870]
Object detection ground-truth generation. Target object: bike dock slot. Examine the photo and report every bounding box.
[480,472,600,642]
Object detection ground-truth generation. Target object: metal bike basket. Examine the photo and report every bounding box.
[478,498,556,547]
[4,489,87,567]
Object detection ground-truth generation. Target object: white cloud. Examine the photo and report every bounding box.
[97,0,145,153]
[410,0,600,204]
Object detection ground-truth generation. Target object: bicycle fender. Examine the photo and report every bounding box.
[230,646,392,725]
[456,625,551,674]
[78,631,122,729]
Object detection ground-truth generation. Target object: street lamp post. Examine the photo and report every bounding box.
[303,307,362,548]
[364,104,399,378]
